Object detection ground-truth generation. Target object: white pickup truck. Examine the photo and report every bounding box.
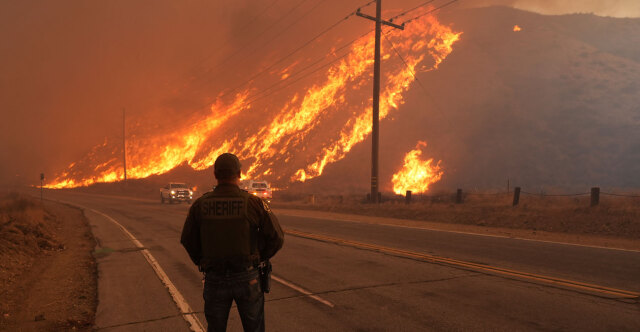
[160,183,193,204]
[240,180,273,202]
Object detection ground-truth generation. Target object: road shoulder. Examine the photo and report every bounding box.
[82,207,192,331]
[0,197,96,331]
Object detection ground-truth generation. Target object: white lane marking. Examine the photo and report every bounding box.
[271,275,334,308]
[277,211,640,253]
[85,205,206,332]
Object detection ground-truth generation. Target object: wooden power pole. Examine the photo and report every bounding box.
[356,0,403,203]
[122,108,127,183]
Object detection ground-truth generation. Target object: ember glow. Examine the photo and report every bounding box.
[47,9,461,189]
[513,25,522,32]
[392,141,443,195]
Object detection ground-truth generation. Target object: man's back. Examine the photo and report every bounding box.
[181,169,283,332]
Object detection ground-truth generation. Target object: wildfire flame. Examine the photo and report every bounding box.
[46,9,461,190]
[513,25,521,32]
[392,141,443,195]
[293,15,461,181]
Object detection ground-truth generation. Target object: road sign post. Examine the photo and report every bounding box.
[40,173,44,201]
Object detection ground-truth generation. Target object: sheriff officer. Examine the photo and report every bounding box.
[181,153,284,332]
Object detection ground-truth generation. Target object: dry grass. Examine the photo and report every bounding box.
[272,192,640,239]
[0,192,97,331]
[0,193,62,285]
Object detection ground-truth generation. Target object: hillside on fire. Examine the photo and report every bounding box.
[37,5,640,193]
[305,6,640,192]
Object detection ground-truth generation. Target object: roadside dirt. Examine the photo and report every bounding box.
[0,193,97,331]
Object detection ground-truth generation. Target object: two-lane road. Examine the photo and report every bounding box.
[42,190,639,331]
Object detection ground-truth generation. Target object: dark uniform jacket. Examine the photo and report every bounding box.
[180,183,284,272]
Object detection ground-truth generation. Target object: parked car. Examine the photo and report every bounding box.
[240,180,273,202]
[160,183,193,204]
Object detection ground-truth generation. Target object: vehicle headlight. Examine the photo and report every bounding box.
[171,190,175,194]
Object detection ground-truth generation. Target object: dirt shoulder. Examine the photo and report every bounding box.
[273,204,640,252]
[0,193,97,331]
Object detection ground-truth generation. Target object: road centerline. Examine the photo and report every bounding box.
[284,228,640,300]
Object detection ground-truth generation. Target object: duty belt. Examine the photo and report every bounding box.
[203,261,259,274]
[204,265,259,283]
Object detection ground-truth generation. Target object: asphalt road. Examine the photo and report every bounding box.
[40,190,640,331]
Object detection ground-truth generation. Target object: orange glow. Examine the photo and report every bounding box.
[392,141,443,195]
[513,25,521,32]
[46,9,461,190]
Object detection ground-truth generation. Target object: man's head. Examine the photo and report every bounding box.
[214,153,242,184]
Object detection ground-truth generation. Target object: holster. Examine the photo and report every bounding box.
[258,260,272,293]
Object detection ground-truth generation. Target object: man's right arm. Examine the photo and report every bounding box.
[180,202,201,266]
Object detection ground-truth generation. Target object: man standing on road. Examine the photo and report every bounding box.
[181,153,284,332]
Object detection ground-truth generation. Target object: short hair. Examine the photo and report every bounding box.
[214,169,240,181]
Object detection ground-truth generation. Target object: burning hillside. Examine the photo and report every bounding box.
[47,9,461,190]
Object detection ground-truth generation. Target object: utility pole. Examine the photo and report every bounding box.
[122,108,127,184]
[356,0,403,203]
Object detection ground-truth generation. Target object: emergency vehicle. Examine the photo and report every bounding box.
[240,180,273,202]
[160,183,194,204]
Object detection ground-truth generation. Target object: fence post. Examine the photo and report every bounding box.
[512,187,521,206]
[378,192,382,203]
[590,187,600,206]
[406,190,412,204]
[309,194,315,205]
[456,189,463,204]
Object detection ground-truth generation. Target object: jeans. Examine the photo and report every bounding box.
[203,268,264,332]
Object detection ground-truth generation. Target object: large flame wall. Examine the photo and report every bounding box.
[47,11,461,190]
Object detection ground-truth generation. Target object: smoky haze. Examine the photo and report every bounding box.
[0,0,377,186]
[2,0,639,191]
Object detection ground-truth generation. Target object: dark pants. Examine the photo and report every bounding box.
[203,268,264,332]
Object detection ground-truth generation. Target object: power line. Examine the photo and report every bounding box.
[176,0,433,113]
[190,0,282,72]
[244,29,374,103]
[401,0,460,25]
[381,31,428,95]
[187,0,313,90]
[244,52,352,105]
[166,1,376,116]
[220,7,360,98]
[380,26,456,129]
[360,0,377,10]
[240,1,388,104]
[389,0,437,21]
[190,0,375,99]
